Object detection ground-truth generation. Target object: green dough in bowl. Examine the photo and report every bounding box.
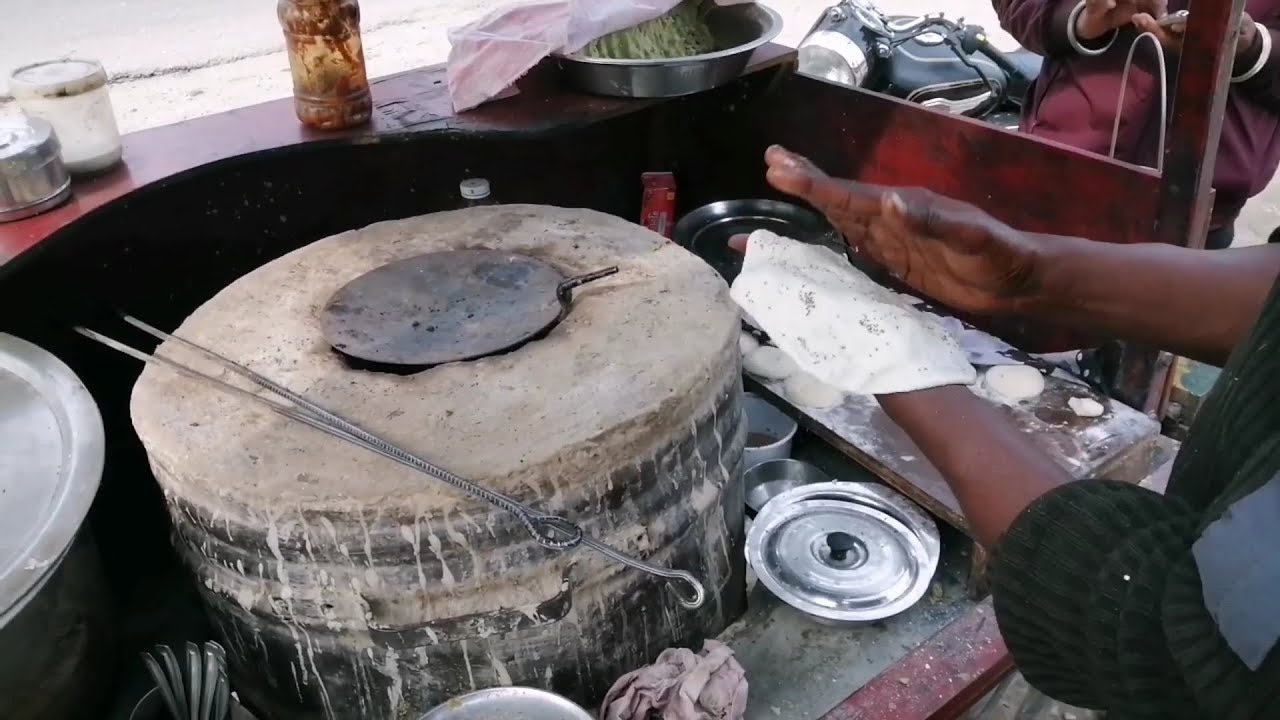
[580,0,717,60]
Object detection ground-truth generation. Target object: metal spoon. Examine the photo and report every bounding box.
[141,652,184,720]
[206,641,230,720]
[186,642,203,720]
[201,645,220,720]
[157,645,190,720]
[213,670,230,720]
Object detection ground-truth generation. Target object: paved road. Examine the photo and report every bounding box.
[2,0,1274,242]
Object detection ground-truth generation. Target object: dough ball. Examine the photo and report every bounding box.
[784,372,844,409]
[983,365,1045,403]
[1068,396,1106,418]
[743,346,799,380]
[739,331,760,357]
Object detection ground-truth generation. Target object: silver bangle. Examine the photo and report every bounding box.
[1067,0,1118,56]
[1232,21,1272,83]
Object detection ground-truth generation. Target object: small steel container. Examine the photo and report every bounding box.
[557,3,783,98]
[744,458,831,516]
[420,687,594,720]
[743,393,798,470]
[0,117,71,223]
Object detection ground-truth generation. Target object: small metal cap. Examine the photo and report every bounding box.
[0,117,60,167]
[746,481,940,624]
[459,178,491,200]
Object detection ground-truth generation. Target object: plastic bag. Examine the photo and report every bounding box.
[446,0,754,112]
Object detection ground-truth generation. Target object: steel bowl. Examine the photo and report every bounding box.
[557,3,784,98]
[744,458,831,516]
[420,687,593,720]
[743,393,798,471]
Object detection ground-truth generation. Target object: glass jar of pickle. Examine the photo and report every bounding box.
[277,0,372,130]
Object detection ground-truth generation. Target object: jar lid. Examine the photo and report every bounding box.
[0,333,104,628]
[746,481,940,623]
[420,688,593,720]
[459,178,491,200]
[0,116,61,168]
[9,59,109,100]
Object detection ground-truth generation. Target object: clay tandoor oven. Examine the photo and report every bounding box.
[128,204,746,717]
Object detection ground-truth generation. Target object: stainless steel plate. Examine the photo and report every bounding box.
[557,4,784,98]
[0,333,104,627]
[746,481,940,624]
[674,199,836,283]
[420,687,593,720]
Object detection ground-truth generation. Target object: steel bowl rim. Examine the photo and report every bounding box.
[420,687,594,720]
[558,4,784,67]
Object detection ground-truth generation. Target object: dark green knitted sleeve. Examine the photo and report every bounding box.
[988,479,1202,716]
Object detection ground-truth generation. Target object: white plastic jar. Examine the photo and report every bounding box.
[9,60,123,175]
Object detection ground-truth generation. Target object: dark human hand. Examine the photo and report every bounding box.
[730,145,1050,316]
[1077,0,1167,40]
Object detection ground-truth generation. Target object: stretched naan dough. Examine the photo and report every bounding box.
[983,365,1045,403]
[730,230,976,395]
[739,331,760,357]
[743,346,798,380]
[785,372,844,409]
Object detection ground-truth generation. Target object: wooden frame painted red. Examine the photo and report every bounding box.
[0,1,1243,711]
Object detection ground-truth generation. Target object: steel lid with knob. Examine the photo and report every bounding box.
[746,481,941,624]
[0,116,72,223]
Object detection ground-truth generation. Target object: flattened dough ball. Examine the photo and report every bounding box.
[739,331,761,357]
[983,365,1046,404]
[744,346,799,380]
[1068,396,1106,418]
[784,372,844,409]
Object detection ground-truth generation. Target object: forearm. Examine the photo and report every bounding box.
[993,0,1111,57]
[877,385,1071,547]
[1233,24,1280,112]
[1024,235,1280,366]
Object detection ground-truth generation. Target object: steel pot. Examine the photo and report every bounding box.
[0,117,71,223]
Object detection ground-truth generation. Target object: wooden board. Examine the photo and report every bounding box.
[746,371,1161,534]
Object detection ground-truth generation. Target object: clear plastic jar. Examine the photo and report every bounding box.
[460,178,497,208]
[9,59,123,175]
[277,0,372,130]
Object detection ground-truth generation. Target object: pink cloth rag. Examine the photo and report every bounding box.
[445,1,755,113]
[599,640,748,720]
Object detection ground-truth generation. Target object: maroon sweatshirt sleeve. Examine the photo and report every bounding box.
[993,0,1106,56]
[1234,22,1280,112]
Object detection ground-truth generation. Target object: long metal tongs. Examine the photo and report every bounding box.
[78,315,706,609]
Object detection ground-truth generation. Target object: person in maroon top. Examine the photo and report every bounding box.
[994,0,1280,248]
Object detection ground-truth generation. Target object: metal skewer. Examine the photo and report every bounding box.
[78,316,706,609]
